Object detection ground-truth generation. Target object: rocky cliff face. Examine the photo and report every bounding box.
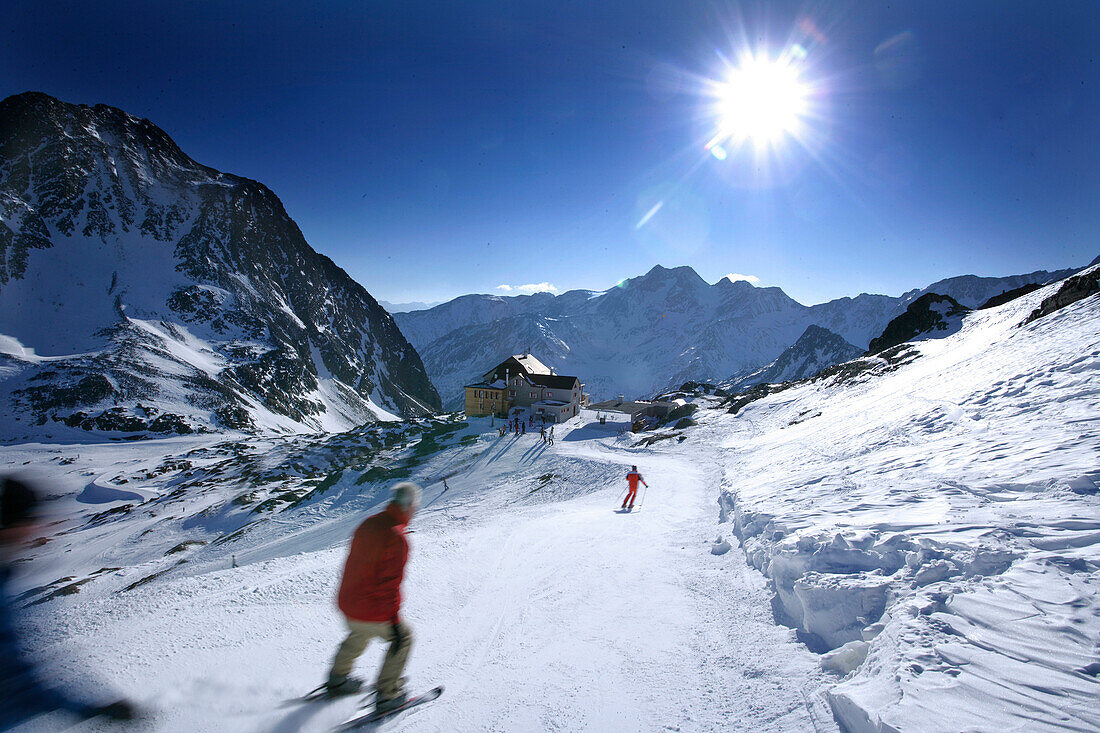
[868,293,971,354]
[0,92,440,439]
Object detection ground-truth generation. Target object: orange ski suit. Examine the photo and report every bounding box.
[623,470,647,508]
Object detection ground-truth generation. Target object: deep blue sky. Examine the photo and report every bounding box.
[3,1,1098,305]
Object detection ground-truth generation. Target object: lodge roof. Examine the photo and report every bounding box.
[527,373,580,390]
[463,380,507,390]
[484,354,552,382]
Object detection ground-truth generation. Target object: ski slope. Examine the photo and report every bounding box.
[4,266,1098,732]
[6,414,833,732]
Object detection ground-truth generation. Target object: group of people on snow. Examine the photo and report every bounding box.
[496,414,555,446]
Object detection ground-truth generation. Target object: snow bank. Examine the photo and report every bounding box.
[715,271,1100,731]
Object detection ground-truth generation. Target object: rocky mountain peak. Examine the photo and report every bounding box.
[723,324,863,392]
[632,264,709,291]
[0,92,440,439]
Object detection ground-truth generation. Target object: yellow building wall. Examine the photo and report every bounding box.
[465,388,508,417]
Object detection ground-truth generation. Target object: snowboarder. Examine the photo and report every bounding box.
[623,465,647,509]
[325,482,421,716]
[0,476,137,729]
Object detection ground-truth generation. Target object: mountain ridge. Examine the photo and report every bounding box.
[0,91,440,439]
[397,261,1082,408]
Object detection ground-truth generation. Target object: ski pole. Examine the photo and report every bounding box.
[636,483,648,511]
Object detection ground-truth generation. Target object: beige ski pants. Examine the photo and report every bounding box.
[330,618,412,698]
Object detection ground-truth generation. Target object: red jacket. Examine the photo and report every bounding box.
[627,470,645,489]
[337,503,410,622]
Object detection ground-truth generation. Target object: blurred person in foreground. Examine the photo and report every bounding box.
[324,481,421,716]
[1,476,136,730]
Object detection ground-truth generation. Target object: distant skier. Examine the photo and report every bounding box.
[548,426,554,446]
[325,482,421,716]
[0,476,137,729]
[622,466,647,510]
[540,426,546,443]
[521,421,526,435]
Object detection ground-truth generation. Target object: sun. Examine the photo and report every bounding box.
[710,53,809,151]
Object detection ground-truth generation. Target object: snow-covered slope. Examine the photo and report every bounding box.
[725,325,864,391]
[396,264,1080,409]
[0,92,440,440]
[711,264,1100,731]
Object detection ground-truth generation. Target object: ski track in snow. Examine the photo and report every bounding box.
[7,418,832,733]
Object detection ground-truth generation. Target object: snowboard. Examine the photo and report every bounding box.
[336,686,443,730]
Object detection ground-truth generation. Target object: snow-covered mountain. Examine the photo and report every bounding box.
[378,299,443,313]
[725,325,864,391]
[396,263,1080,408]
[0,92,440,439]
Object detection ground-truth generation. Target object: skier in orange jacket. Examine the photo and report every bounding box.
[623,466,647,510]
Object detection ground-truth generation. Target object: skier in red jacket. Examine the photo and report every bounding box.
[623,466,647,510]
[326,482,421,715]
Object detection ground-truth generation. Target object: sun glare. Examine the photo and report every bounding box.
[709,52,809,152]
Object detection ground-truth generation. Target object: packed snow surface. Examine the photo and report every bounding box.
[3,414,833,732]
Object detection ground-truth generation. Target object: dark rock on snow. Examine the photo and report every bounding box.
[867,294,970,355]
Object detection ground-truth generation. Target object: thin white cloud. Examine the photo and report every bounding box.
[496,282,559,294]
[517,282,559,294]
[725,273,760,284]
